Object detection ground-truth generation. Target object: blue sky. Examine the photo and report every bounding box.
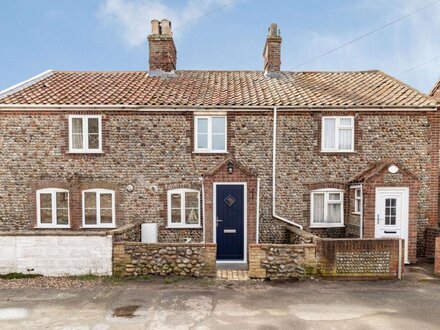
[1,0,439,93]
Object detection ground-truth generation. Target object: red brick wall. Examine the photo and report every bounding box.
[426,226,440,260]
[435,237,440,275]
[317,238,403,279]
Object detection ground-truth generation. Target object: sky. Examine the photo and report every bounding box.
[0,0,439,94]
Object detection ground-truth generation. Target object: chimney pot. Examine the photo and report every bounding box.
[263,23,282,76]
[147,18,177,73]
[160,19,172,36]
[151,20,160,35]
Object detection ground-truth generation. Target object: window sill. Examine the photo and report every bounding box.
[68,151,103,154]
[80,225,116,229]
[192,151,228,155]
[320,151,356,155]
[309,224,345,229]
[35,226,71,229]
[166,226,202,229]
[352,212,361,215]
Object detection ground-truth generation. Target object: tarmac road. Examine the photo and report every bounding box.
[0,275,439,330]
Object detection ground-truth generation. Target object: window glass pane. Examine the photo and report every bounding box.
[56,192,68,209]
[212,134,225,151]
[340,118,352,126]
[84,192,97,225]
[56,209,69,225]
[329,193,341,201]
[171,209,181,223]
[72,118,83,149]
[323,119,336,149]
[355,189,361,198]
[327,203,341,223]
[313,194,325,223]
[40,193,52,209]
[171,193,181,209]
[72,118,83,133]
[85,209,97,225]
[40,209,52,224]
[88,118,99,134]
[197,133,208,149]
[88,134,99,149]
[212,117,226,134]
[85,192,96,209]
[100,193,112,209]
[339,129,352,150]
[185,208,199,225]
[185,192,199,208]
[197,118,208,133]
[100,209,113,224]
[355,199,361,212]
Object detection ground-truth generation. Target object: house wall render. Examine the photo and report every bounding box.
[0,234,112,276]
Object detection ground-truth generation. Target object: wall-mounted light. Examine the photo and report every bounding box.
[227,161,234,174]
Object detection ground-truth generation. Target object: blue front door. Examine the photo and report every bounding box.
[216,184,245,261]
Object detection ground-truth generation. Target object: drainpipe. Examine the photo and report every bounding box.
[360,183,364,238]
[201,177,206,243]
[272,107,303,230]
[256,177,261,243]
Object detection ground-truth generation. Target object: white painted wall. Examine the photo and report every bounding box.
[0,235,113,276]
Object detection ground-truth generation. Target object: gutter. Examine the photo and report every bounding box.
[0,105,438,111]
[272,107,303,230]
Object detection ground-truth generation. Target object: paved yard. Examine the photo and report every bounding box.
[0,273,439,330]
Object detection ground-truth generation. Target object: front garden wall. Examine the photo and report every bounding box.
[113,242,216,277]
[317,238,402,279]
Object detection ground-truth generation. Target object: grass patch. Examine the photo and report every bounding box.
[70,274,102,281]
[0,272,43,279]
[163,275,187,284]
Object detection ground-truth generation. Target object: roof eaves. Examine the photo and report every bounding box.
[0,69,54,100]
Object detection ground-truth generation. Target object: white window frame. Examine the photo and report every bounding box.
[167,188,201,228]
[310,188,344,228]
[82,189,116,228]
[321,116,354,152]
[36,188,70,228]
[194,116,227,153]
[68,115,102,153]
[353,187,361,214]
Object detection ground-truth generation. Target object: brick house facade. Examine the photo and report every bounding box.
[0,20,438,264]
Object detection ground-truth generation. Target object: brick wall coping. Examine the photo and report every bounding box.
[249,243,316,248]
[107,223,140,235]
[285,225,320,241]
[319,238,400,242]
[113,242,216,248]
[0,231,109,236]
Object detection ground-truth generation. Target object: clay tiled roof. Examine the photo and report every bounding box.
[0,70,437,108]
[430,79,440,100]
[349,159,417,183]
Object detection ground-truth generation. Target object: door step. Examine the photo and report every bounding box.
[216,269,249,281]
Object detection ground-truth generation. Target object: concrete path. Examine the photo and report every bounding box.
[0,276,439,330]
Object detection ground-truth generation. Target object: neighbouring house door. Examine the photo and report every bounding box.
[215,184,245,261]
[375,187,409,263]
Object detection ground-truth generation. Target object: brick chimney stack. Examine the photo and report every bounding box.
[263,23,282,77]
[148,19,176,74]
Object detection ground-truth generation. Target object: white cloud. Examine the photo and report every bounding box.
[98,0,234,47]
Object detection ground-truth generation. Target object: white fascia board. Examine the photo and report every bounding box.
[0,70,54,100]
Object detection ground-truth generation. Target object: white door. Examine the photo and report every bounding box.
[375,187,409,263]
